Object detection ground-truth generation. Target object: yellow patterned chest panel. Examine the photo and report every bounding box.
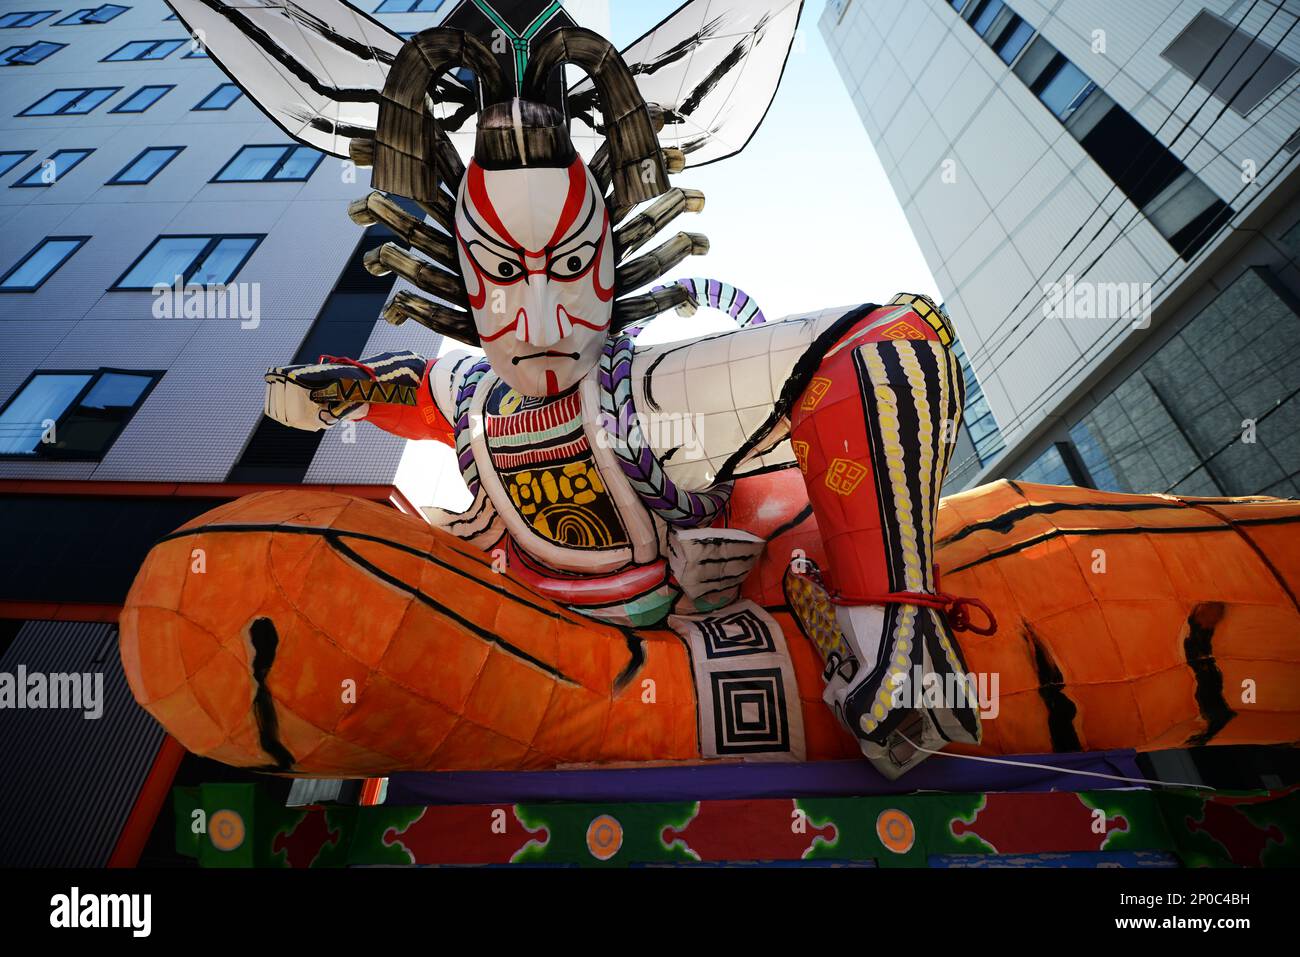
[504,460,629,550]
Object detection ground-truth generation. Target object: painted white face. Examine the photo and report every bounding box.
[454,157,615,397]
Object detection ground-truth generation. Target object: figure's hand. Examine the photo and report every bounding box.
[263,352,426,432]
[264,362,369,432]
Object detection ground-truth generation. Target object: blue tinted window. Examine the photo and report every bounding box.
[376,0,443,11]
[0,374,92,453]
[213,144,322,182]
[56,4,129,25]
[81,371,153,410]
[1039,59,1095,119]
[114,235,264,289]
[1,40,64,64]
[272,146,323,181]
[1016,444,1073,485]
[183,45,208,58]
[19,87,120,115]
[0,237,88,290]
[0,368,158,458]
[194,82,241,110]
[103,39,184,61]
[995,19,1034,64]
[971,0,1005,36]
[111,84,173,113]
[191,237,259,283]
[0,151,34,177]
[0,11,59,28]
[14,149,93,187]
[108,146,183,184]
[82,4,129,23]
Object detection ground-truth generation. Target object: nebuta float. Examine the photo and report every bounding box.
[122,0,1300,780]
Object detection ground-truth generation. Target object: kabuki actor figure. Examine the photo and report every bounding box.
[123,0,1300,780]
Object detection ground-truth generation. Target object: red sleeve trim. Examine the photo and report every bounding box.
[361,359,455,445]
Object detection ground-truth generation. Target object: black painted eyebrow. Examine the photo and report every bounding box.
[458,191,521,258]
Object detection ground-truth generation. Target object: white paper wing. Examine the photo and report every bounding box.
[166,0,404,157]
[568,0,805,166]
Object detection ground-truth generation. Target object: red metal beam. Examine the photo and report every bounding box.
[107,736,188,868]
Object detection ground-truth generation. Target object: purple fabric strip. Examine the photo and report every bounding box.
[385,750,1148,806]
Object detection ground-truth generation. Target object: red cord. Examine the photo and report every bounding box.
[318,355,377,379]
[830,563,997,636]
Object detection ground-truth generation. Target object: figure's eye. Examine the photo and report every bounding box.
[548,242,597,280]
[466,242,525,283]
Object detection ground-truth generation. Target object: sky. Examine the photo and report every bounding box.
[600,0,941,341]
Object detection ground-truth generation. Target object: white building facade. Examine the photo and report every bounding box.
[823,0,1300,496]
[0,0,458,867]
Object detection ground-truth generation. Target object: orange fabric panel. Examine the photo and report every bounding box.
[120,490,698,776]
[122,481,1300,776]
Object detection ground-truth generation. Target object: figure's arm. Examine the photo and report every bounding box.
[630,296,957,488]
[263,349,474,446]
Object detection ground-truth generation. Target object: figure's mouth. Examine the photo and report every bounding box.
[512,351,581,364]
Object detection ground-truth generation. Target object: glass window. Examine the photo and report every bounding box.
[107,146,183,184]
[13,149,93,187]
[1279,218,1300,260]
[56,4,129,25]
[194,82,241,110]
[0,237,88,291]
[951,337,1005,466]
[1016,444,1073,486]
[102,39,185,61]
[114,235,264,289]
[1,40,65,64]
[213,144,323,182]
[190,237,259,284]
[375,0,444,11]
[110,84,173,113]
[994,18,1034,64]
[183,45,208,58]
[19,86,120,115]
[49,372,156,457]
[1162,10,1300,117]
[0,11,59,28]
[0,369,158,458]
[0,374,92,454]
[1064,269,1300,496]
[970,0,1005,36]
[1038,59,1096,120]
[272,146,323,181]
[0,150,35,177]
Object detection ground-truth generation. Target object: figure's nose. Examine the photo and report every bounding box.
[520,275,561,348]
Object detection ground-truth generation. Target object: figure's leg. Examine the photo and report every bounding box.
[789,295,983,777]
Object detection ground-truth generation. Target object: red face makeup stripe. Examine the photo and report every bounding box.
[466,162,521,250]
[545,369,559,396]
[546,159,589,251]
[479,312,522,342]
